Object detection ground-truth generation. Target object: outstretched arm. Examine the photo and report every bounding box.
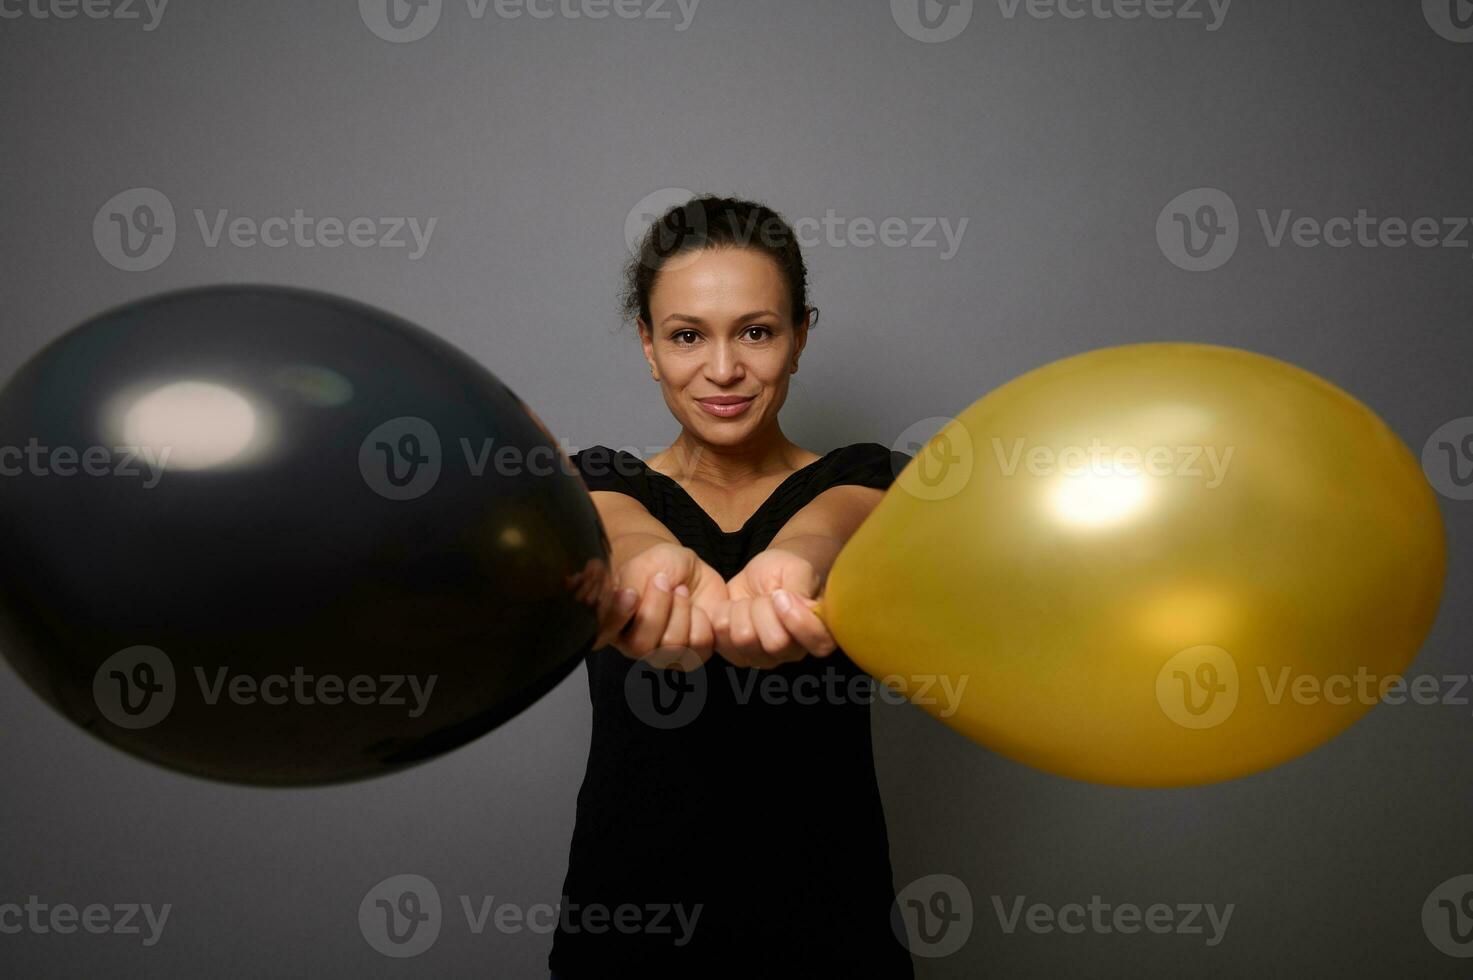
[714,484,885,668]
[765,484,886,591]
[586,490,727,669]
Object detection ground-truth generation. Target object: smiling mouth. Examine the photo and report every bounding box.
[695,395,755,418]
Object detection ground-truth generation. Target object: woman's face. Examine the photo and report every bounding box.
[640,247,807,448]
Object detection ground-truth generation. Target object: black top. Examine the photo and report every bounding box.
[549,443,916,978]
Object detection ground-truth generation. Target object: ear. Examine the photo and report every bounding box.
[791,310,811,371]
[638,318,659,380]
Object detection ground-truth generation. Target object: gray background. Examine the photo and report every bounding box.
[2,0,1471,976]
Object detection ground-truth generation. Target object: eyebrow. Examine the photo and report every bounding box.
[659,309,781,328]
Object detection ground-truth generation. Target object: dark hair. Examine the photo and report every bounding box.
[623,195,817,332]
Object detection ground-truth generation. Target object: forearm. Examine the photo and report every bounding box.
[588,491,682,575]
[609,530,679,574]
[762,485,885,590]
[764,532,844,588]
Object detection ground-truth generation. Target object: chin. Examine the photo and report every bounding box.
[685,412,762,446]
[690,421,751,445]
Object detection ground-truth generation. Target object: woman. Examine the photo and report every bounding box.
[550,197,915,977]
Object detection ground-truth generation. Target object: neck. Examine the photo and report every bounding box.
[659,421,804,488]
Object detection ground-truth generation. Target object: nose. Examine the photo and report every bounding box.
[704,339,745,387]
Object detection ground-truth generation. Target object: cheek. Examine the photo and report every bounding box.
[755,348,794,386]
[653,350,695,384]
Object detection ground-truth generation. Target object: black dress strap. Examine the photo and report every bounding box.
[569,443,907,580]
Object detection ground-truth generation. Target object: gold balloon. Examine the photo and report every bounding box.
[823,344,1446,787]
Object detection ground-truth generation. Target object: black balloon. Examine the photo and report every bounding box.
[0,286,608,785]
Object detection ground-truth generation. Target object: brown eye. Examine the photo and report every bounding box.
[743,326,773,342]
[672,330,699,345]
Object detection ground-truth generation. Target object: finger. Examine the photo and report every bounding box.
[689,603,715,659]
[730,599,781,670]
[705,595,732,636]
[751,595,803,664]
[717,598,757,668]
[661,584,692,651]
[625,571,674,655]
[771,589,836,657]
[597,587,639,649]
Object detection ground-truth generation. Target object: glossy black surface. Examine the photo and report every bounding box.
[0,286,607,785]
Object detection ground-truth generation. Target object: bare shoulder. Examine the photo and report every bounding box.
[793,451,823,471]
[784,483,885,532]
